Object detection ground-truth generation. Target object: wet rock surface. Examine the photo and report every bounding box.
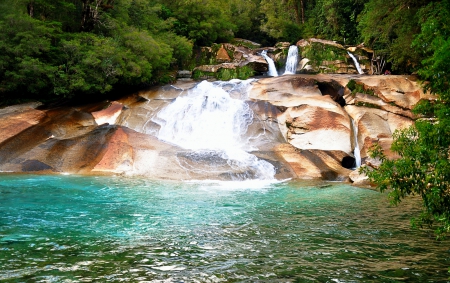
[0,74,426,184]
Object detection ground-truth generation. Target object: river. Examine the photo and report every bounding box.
[0,174,449,282]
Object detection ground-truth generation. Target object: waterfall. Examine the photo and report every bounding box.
[351,119,361,168]
[284,45,299,75]
[261,50,278,77]
[155,80,276,180]
[347,51,364,75]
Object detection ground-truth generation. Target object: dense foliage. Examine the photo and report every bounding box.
[0,0,193,104]
[2,0,443,104]
[363,0,450,238]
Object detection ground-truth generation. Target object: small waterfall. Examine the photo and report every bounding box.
[261,50,278,77]
[351,119,361,168]
[347,51,364,75]
[155,80,276,180]
[284,45,299,75]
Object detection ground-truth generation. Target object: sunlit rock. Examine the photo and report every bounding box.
[91,101,123,125]
[349,167,371,187]
[0,103,46,144]
[345,105,414,159]
[249,76,321,106]
[279,95,353,154]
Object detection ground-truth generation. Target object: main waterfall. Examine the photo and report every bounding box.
[155,80,276,180]
[284,45,299,74]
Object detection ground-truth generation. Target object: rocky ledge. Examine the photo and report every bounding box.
[0,74,430,185]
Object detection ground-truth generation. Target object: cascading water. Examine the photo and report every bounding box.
[347,51,364,75]
[155,80,276,180]
[261,50,278,77]
[284,45,299,75]
[351,119,362,168]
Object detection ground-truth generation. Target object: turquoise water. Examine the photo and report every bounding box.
[0,175,449,282]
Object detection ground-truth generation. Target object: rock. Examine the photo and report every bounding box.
[296,39,310,47]
[345,105,414,159]
[177,70,192,78]
[349,166,372,187]
[216,45,231,62]
[91,101,123,125]
[249,76,321,106]
[233,38,261,48]
[366,157,382,169]
[275,144,352,181]
[0,73,430,182]
[91,127,134,173]
[279,96,353,154]
[276,42,291,48]
[353,92,415,119]
[240,53,269,72]
[0,103,46,144]
[296,38,345,50]
[355,76,425,109]
[0,124,117,174]
[299,58,310,70]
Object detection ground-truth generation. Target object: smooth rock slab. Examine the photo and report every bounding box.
[275,144,352,181]
[278,96,353,154]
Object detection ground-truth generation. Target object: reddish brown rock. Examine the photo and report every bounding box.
[249,76,321,106]
[216,45,231,62]
[353,76,427,109]
[0,103,46,144]
[92,127,133,173]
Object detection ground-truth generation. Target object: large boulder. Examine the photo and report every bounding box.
[249,76,321,106]
[345,105,414,159]
[279,96,353,155]
[0,102,46,144]
[351,76,429,109]
[274,144,352,181]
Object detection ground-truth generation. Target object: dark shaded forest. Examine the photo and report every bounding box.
[0,0,447,103]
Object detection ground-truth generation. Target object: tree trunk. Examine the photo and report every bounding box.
[81,0,114,32]
[27,1,34,18]
[292,0,300,24]
[300,0,305,24]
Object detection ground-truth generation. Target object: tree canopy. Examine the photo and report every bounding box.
[362,0,450,238]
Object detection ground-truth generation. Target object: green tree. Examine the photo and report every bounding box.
[363,0,450,238]
[0,13,58,100]
[160,0,235,46]
[358,0,429,72]
[0,0,193,104]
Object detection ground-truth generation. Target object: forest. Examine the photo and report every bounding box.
[0,0,449,237]
[0,0,446,103]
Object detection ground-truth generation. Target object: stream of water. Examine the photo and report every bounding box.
[347,51,364,75]
[1,174,449,282]
[284,45,299,75]
[261,50,278,77]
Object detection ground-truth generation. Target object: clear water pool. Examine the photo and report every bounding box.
[0,175,449,282]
